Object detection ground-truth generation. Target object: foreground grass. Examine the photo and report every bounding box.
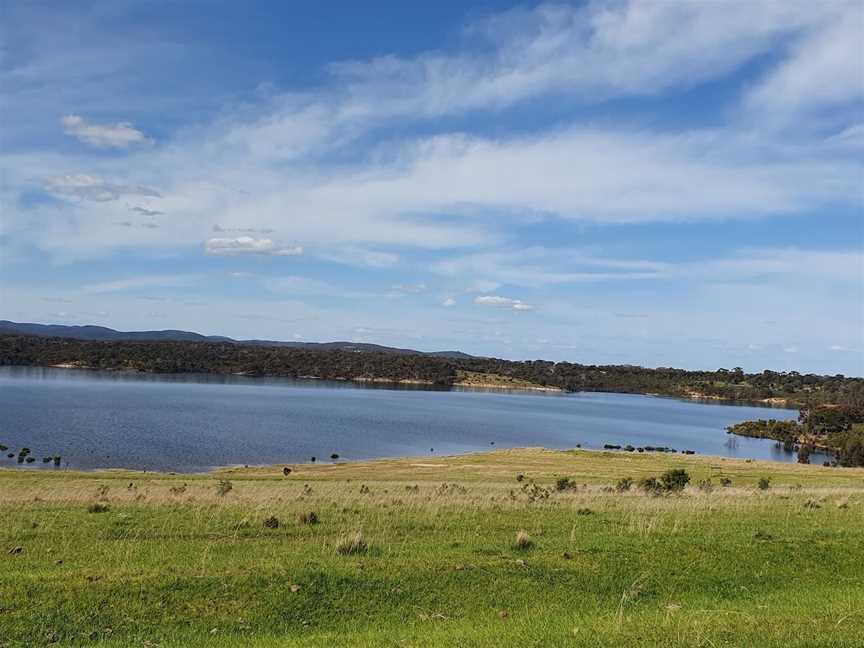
[1,448,863,647]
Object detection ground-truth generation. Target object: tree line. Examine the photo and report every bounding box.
[2,334,861,409]
[727,403,864,467]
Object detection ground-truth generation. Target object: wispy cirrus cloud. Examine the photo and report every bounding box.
[203,237,303,257]
[130,206,164,217]
[474,295,534,311]
[317,246,399,268]
[44,174,161,202]
[743,6,863,122]
[388,283,427,295]
[81,274,200,294]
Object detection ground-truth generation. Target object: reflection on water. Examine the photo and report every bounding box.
[0,366,829,471]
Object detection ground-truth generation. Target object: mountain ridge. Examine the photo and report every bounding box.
[0,320,473,359]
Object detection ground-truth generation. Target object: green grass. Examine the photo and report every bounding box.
[2,448,864,647]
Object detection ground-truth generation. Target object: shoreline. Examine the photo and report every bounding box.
[12,363,799,406]
[0,446,858,486]
[0,438,829,476]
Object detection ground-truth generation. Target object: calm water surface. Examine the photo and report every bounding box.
[0,366,819,471]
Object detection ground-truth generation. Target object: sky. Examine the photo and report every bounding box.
[1,0,862,375]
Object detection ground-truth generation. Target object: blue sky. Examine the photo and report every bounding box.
[1,0,862,375]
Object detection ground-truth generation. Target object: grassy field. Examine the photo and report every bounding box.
[2,448,863,647]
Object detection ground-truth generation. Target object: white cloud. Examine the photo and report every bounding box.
[318,246,399,268]
[462,279,502,294]
[204,237,303,257]
[330,1,841,119]
[474,295,534,311]
[61,114,151,149]
[263,275,339,295]
[826,123,864,148]
[678,248,864,284]
[388,283,426,295]
[5,2,859,261]
[82,274,199,294]
[435,248,665,288]
[44,174,161,202]
[744,9,863,120]
[130,206,164,217]
[438,246,864,290]
[442,297,456,307]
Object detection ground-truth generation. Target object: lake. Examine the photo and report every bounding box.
[0,366,821,471]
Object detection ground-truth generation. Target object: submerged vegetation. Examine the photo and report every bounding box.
[2,334,862,407]
[1,448,863,647]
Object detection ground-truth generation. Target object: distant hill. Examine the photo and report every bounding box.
[0,320,472,359]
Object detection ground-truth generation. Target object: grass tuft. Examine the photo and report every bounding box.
[335,530,368,555]
[297,511,319,525]
[514,530,533,551]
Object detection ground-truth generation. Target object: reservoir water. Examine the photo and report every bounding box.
[0,366,819,471]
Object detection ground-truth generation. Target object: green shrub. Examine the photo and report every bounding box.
[555,477,576,492]
[758,477,771,490]
[216,480,233,496]
[659,469,690,492]
[87,503,109,513]
[638,477,662,494]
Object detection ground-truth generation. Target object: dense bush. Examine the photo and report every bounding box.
[638,477,662,494]
[555,477,577,492]
[659,469,690,492]
[831,427,864,467]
